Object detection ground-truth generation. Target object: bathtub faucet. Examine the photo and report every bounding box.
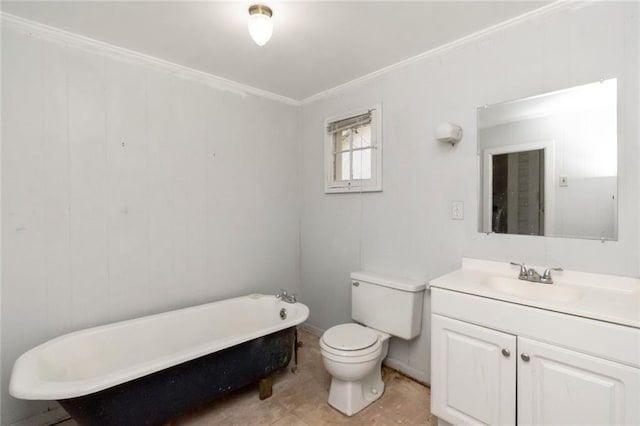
[276,289,297,304]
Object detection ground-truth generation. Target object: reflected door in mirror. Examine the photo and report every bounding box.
[492,150,545,235]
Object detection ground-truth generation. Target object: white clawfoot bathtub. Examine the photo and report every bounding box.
[10,293,309,425]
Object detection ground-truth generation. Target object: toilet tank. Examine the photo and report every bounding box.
[351,271,426,340]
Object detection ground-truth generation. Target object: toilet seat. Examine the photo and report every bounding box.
[323,324,377,351]
[320,324,383,361]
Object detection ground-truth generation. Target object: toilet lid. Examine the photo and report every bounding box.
[322,324,378,351]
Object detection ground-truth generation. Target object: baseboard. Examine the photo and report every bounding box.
[299,322,324,337]
[9,407,70,426]
[300,322,430,385]
[383,357,430,386]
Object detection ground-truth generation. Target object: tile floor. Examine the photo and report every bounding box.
[56,328,436,425]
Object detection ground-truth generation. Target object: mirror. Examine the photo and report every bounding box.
[477,79,617,240]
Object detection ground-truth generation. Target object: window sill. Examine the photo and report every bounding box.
[324,183,382,194]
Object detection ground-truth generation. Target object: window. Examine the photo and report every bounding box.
[324,105,382,193]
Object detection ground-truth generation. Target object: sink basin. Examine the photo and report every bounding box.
[429,258,640,328]
[481,277,584,302]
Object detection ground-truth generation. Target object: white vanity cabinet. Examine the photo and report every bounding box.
[430,280,640,426]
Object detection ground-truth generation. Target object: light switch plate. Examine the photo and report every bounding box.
[451,201,464,220]
[559,175,569,187]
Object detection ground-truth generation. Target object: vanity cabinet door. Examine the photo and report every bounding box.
[432,314,516,426]
[518,337,640,425]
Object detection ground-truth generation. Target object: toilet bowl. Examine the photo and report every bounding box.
[319,271,426,416]
[320,323,390,416]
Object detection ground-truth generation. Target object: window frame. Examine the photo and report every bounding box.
[324,104,382,194]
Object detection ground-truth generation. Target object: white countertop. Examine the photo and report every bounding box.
[430,258,640,329]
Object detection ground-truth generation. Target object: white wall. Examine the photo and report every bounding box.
[1,28,300,424]
[299,2,639,384]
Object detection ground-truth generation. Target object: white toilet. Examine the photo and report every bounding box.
[320,271,426,416]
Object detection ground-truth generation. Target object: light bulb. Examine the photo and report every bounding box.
[248,5,273,46]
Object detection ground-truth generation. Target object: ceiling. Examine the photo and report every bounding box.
[1,1,550,102]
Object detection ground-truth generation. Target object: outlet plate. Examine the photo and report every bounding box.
[451,201,464,220]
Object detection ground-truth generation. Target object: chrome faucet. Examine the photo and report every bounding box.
[526,267,541,282]
[510,262,563,284]
[276,289,297,304]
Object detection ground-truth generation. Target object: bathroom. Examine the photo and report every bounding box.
[1,1,638,425]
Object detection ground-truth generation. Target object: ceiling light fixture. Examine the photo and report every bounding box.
[248,4,273,47]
